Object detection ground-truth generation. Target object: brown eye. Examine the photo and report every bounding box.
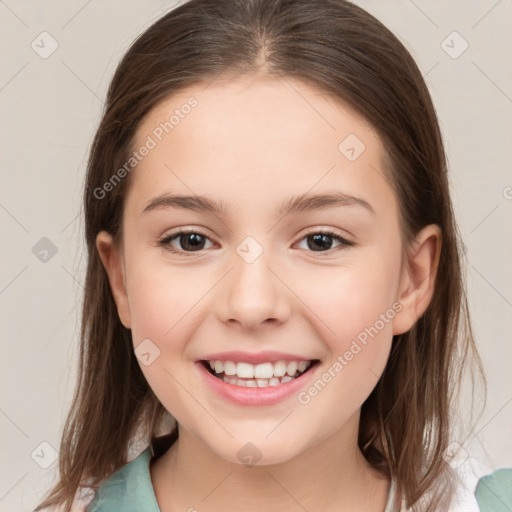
[307,233,335,251]
[158,230,214,254]
[176,232,207,251]
[297,230,353,253]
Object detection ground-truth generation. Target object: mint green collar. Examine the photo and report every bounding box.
[86,445,161,512]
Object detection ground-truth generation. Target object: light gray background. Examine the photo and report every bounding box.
[1,1,511,510]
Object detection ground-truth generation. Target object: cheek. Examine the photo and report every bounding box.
[293,284,397,425]
[299,257,400,349]
[293,251,401,401]
[126,256,204,344]
[124,260,206,418]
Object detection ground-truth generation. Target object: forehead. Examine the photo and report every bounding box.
[127,74,396,220]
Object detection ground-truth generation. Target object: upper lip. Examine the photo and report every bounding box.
[198,350,317,365]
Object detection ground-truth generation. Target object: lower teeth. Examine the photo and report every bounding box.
[221,375,295,387]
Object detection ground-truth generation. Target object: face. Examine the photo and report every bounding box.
[97,73,438,466]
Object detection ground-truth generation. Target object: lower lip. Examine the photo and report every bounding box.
[196,361,319,406]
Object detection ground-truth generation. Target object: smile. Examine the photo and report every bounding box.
[200,359,319,388]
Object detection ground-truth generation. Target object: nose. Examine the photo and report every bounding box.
[216,246,292,331]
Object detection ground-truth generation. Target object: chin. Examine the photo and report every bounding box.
[205,435,307,468]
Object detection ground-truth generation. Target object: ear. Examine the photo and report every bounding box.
[393,224,442,335]
[96,231,131,329]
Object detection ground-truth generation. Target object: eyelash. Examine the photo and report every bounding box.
[157,228,354,257]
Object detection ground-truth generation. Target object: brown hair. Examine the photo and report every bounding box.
[35,1,485,510]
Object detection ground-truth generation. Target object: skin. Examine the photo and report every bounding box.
[97,73,441,512]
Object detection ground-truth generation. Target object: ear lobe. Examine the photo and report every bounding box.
[392,224,442,336]
[96,231,131,329]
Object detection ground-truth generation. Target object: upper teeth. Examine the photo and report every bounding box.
[208,360,311,379]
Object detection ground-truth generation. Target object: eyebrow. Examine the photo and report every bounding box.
[142,191,375,217]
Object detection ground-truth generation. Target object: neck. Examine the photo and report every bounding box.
[150,411,390,512]
[151,414,389,512]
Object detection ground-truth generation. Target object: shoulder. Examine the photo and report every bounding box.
[86,445,160,512]
[41,490,96,512]
[475,467,512,512]
[46,433,176,512]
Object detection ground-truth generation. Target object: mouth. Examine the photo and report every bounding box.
[200,359,320,388]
